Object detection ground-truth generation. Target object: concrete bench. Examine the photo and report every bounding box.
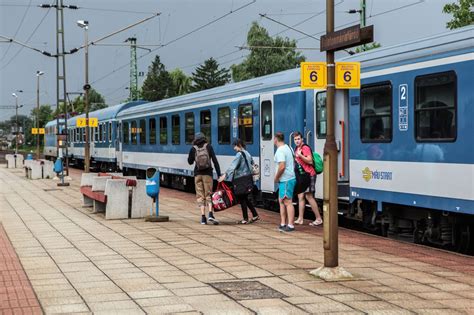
[42,160,55,179]
[80,173,139,220]
[6,154,16,168]
[80,175,111,210]
[23,159,54,180]
[131,179,150,218]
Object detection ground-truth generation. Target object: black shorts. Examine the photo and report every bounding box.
[302,175,316,194]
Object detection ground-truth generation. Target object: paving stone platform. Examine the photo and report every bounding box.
[1,166,473,314]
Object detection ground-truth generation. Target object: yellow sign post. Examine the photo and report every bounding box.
[335,62,360,89]
[31,128,38,135]
[39,128,45,134]
[77,118,87,127]
[77,117,98,127]
[300,62,327,89]
[88,118,98,127]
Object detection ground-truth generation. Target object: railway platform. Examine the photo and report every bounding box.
[1,166,474,314]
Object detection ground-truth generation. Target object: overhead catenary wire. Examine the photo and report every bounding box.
[0,2,53,70]
[91,0,256,87]
[295,0,425,42]
[0,0,33,62]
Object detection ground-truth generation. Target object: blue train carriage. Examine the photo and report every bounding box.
[116,70,349,202]
[347,26,474,252]
[66,100,147,171]
[44,118,66,159]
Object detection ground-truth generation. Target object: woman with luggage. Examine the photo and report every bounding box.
[218,139,259,224]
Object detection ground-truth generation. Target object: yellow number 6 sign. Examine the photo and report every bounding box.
[300,62,327,89]
[335,62,360,89]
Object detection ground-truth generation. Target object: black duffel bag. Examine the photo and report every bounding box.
[232,174,254,195]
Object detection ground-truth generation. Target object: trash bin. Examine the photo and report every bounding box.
[26,153,33,160]
[146,167,160,200]
[145,167,168,222]
[54,158,63,174]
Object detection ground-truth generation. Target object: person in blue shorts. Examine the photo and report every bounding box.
[273,132,296,232]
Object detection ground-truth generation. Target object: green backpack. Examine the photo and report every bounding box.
[303,144,323,174]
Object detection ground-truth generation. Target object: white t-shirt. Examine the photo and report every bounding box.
[274,144,295,182]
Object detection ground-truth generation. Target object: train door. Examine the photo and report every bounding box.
[116,121,123,170]
[313,90,349,200]
[259,94,275,193]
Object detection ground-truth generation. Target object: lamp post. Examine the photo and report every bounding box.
[77,20,90,173]
[36,71,45,159]
[11,93,20,154]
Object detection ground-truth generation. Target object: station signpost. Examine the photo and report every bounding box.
[300,0,373,281]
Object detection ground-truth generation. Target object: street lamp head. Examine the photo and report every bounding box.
[77,20,89,29]
[12,93,17,98]
[37,71,44,76]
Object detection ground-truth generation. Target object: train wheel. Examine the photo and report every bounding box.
[454,224,472,254]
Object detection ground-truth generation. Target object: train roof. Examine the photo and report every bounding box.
[341,24,473,71]
[45,118,65,127]
[67,100,147,127]
[117,25,473,119]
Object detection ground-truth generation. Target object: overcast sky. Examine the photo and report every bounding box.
[0,0,453,121]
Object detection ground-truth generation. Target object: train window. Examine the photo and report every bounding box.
[316,92,327,139]
[149,118,156,145]
[218,107,230,144]
[123,122,129,144]
[360,83,392,142]
[200,110,211,143]
[75,128,78,142]
[94,127,98,142]
[415,71,456,141]
[172,115,180,145]
[82,128,86,143]
[160,117,168,144]
[239,104,253,144]
[261,101,272,140]
[99,124,103,142]
[185,113,195,144]
[139,119,146,144]
[102,123,107,142]
[131,121,138,144]
[108,122,112,143]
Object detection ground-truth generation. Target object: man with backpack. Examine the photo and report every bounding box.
[188,132,222,225]
[293,131,323,226]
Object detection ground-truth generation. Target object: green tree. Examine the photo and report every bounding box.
[191,57,231,92]
[170,68,192,96]
[443,0,474,29]
[70,89,107,114]
[231,22,306,82]
[3,114,34,148]
[141,55,176,101]
[30,104,53,128]
[354,42,382,54]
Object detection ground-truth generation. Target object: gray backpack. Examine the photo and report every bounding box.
[194,143,211,170]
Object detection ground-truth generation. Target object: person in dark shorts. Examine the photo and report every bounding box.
[293,131,323,226]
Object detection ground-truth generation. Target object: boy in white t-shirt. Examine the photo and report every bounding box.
[273,132,296,232]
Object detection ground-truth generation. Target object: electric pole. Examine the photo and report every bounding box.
[36,71,44,159]
[78,20,90,173]
[324,0,339,269]
[41,0,76,176]
[125,37,138,101]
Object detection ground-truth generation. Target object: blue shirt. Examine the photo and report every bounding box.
[274,144,295,182]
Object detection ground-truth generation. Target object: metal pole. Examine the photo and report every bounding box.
[55,0,60,159]
[15,97,19,155]
[36,73,40,159]
[360,0,366,51]
[84,25,90,173]
[60,0,70,177]
[323,0,338,268]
